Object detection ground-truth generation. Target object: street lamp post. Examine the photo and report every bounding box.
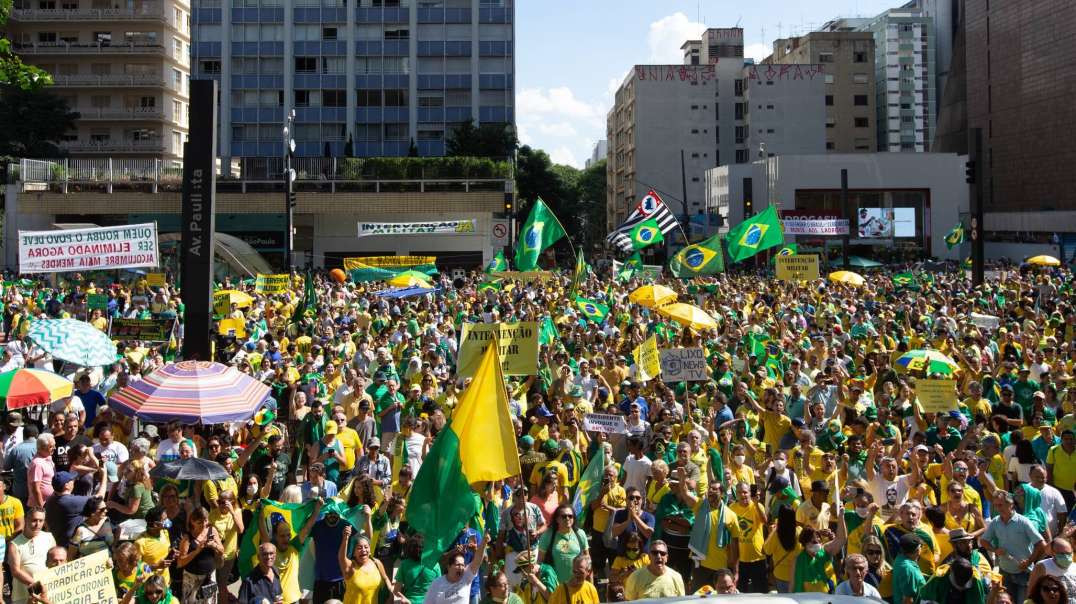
[283,109,296,272]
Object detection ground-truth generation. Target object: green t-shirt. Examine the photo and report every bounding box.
[396,558,441,604]
[538,528,588,586]
[891,554,926,604]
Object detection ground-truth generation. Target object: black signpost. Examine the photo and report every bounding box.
[180,79,218,361]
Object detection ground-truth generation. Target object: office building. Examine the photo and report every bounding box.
[189,0,515,162]
[767,30,877,153]
[606,27,825,233]
[585,139,606,169]
[5,0,192,161]
[915,0,957,119]
[852,9,936,152]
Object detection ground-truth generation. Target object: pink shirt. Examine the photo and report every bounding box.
[27,455,55,508]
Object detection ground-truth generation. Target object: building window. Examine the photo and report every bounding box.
[818,52,834,63]
[357,90,381,106]
[384,123,407,140]
[691,129,698,134]
[734,79,744,97]
[853,73,869,84]
[734,103,745,120]
[200,60,221,75]
[322,27,337,40]
[93,31,111,45]
[824,74,835,84]
[323,89,345,107]
[384,28,409,40]
[714,128,719,143]
[91,95,110,108]
[734,126,746,144]
[735,149,748,163]
[826,141,836,150]
[825,118,835,129]
[825,95,833,106]
[853,51,868,63]
[854,117,869,128]
[384,89,407,106]
[691,105,698,110]
[172,69,182,92]
[295,90,311,107]
[295,57,317,73]
[854,95,869,106]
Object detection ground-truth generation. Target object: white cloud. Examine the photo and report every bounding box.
[548,146,580,168]
[745,43,772,63]
[647,12,706,64]
[536,122,578,138]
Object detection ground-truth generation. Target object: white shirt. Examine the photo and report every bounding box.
[397,432,426,477]
[1038,483,1068,535]
[94,441,130,466]
[869,474,910,513]
[622,454,653,493]
[425,569,476,604]
[835,580,883,600]
[1033,557,1076,604]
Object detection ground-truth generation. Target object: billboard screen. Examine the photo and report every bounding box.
[856,208,916,238]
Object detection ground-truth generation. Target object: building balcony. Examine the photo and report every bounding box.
[75,108,167,121]
[16,42,165,56]
[59,139,169,153]
[11,5,166,22]
[53,74,167,87]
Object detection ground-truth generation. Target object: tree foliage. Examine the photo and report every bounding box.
[515,146,607,250]
[446,119,517,158]
[0,85,80,157]
[0,0,52,89]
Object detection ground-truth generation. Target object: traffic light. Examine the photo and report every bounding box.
[965,160,976,184]
[288,189,297,210]
[744,197,753,216]
[504,193,513,213]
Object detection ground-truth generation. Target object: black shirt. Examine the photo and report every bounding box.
[238,565,283,604]
[53,434,92,472]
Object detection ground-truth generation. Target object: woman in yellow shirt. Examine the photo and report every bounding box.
[646,461,670,514]
[943,482,985,535]
[339,526,394,604]
[762,505,801,592]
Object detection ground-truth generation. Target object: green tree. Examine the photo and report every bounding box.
[0,0,52,89]
[446,119,517,158]
[0,85,80,157]
[576,159,607,246]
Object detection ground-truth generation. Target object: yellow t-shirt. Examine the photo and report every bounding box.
[202,476,239,507]
[336,426,363,471]
[795,500,832,531]
[1047,445,1076,491]
[728,501,766,563]
[762,527,801,582]
[548,581,601,604]
[591,485,626,533]
[647,482,670,510]
[209,508,239,560]
[697,503,741,571]
[0,495,24,539]
[760,410,791,453]
[276,544,302,604]
[136,531,172,585]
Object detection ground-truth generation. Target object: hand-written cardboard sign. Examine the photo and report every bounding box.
[776,254,820,281]
[917,379,958,413]
[254,273,290,294]
[583,413,628,434]
[37,549,118,604]
[659,347,708,382]
[457,322,539,377]
[109,318,176,341]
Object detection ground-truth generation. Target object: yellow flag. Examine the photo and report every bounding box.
[452,337,522,484]
[632,335,662,382]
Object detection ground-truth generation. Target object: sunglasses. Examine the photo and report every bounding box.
[558,514,575,520]
[629,495,643,501]
[865,550,883,555]
[651,550,669,557]
[144,590,164,598]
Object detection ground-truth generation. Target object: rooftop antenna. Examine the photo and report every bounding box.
[735,15,742,28]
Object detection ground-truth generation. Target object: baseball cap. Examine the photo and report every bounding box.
[52,470,78,491]
[325,420,338,435]
[366,436,381,449]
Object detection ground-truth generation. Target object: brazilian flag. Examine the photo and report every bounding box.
[945,223,966,249]
[726,206,785,263]
[616,252,643,282]
[568,251,588,298]
[478,280,502,293]
[892,272,921,291]
[538,316,561,346]
[629,218,664,250]
[770,244,799,265]
[574,296,609,323]
[485,250,508,273]
[669,233,725,278]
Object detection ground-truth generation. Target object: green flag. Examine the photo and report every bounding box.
[477,280,502,293]
[726,206,785,263]
[514,198,567,271]
[669,233,725,278]
[485,250,508,273]
[629,218,665,250]
[945,223,966,249]
[616,252,643,282]
[568,251,587,298]
[571,451,606,527]
[892,272,920,290]
[747,332,770,359]
[574,296,609,323]
[238,498,318,576]
[539,316,561,347]
[293,270,316,325]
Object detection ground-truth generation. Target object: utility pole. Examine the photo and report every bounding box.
[968,128,984,286]
[680,149,689,243]
[283,110,296,272]
[841,168,850,269]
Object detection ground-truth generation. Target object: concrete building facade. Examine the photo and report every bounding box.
[767,30,877,153]
[585,139,606,169]
[704,152,969,260]
[188,0,515,162]
[5,0,192,161]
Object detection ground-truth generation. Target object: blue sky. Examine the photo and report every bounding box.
[516,0,902,168]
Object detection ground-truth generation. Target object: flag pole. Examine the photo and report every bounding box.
[546,203,578,260]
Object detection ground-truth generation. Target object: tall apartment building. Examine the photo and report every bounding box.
[188,0,515,161]
[846,9,936,153]
[5,0,192,161]
[767,30,877,153]
[606,28,825,233]
[585,139,606,169]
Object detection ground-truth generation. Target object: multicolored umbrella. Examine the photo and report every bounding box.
[895,349,961,375]
[628,284,678,309]
[109,360,272,424]
[27,318,118,366]
[0,368,72,409]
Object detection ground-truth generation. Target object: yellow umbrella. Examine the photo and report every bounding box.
[213,289,254,309]
[628,284,678,309]
[657,302,719,331]
[1027,255,1061,267]
[828,270,866,287]
[386,274,433,288]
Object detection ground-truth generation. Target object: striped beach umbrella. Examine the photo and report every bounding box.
[109,360,272,424]
[0,368,73,409]
[27,319,118,366]
[895,349,961,376]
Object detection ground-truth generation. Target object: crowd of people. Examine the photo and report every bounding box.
[0,258,1072,604]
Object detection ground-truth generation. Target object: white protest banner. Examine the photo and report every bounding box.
[19,223,159,273]
[659,348,708,382]
[583,413,628,434]
[357,220,477,237]
[782,218,849,236]
[37,549,118,604]
[970,312,1000,331]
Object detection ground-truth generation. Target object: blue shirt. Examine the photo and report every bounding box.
[618,396,649,419]
[1032,435,1060,464]
[982,512,1044,573]
[310,519,346,582]
[300,480,338,502]
[76,388,106,426]
[5,439,37,501]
